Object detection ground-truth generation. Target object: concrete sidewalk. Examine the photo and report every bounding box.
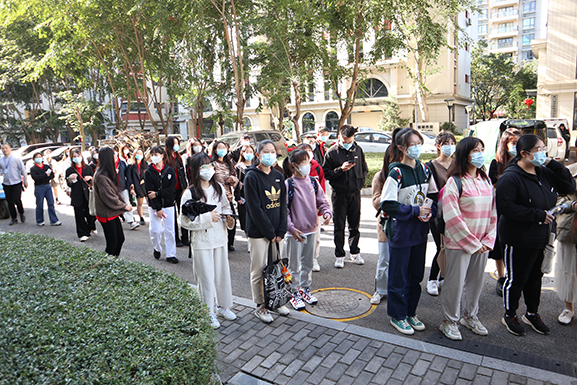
[217,297,576,385]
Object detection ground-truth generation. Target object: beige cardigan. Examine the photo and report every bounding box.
[371,171,388,242]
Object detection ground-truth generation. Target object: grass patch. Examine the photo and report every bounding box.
[364,152,437,188]
[0,233,217,384]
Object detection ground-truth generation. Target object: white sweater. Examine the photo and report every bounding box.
[180,184,232,250]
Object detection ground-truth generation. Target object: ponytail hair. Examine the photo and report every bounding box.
[282,149,309,178]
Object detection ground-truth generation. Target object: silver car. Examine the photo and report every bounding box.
[354,131,392,153]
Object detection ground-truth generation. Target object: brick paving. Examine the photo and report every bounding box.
[217,298,576,385]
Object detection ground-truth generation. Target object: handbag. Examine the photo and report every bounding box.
[88,187,96,217]
[262,242,292,311]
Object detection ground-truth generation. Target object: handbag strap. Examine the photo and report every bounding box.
[267,241,281,265]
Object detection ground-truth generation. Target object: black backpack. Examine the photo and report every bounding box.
[287,176,319,211]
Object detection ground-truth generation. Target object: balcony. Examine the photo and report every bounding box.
[489,25,518,37]
[490,9,519,21]
[489,0,518,8]
[490,41,518,53]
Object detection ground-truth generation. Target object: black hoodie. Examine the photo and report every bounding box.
[496,160,575,249]
[244,165,287,240]
[144,163,176,210]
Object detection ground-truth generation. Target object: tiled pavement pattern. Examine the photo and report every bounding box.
[217,297,576,385]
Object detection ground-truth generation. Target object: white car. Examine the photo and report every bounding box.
[417,131,439,154]
[354,131,391,153]
[546,124,568,161]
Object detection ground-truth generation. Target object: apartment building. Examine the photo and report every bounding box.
[475,0,547,63]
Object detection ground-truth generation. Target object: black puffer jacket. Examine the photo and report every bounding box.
[322,142,368,194]
[144,163,176,210]
[496,160,575,249]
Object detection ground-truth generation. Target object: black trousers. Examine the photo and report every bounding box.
[503,244,544,316]
[73,198,96,237]
[3,183,24,219]
[174,189,189,244]
[331,191,361,258]
[428,219,443,281]
[100,217,125,256]
[228,202,237,247]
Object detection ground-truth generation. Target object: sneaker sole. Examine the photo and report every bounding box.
[408,321,426,331]
[218,313,237,321]
[255,312,273,324]
[502,318,526,336]
[290,302,306,311]
[439,324,462,340]
[390,320,414,335]
[460,319,488,336]
[521,315,549,335]
[427,290,439,296]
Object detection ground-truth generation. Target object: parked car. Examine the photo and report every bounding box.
[23,146,63,174]
[219,129,288,157]
[356,126,374,133]
[546,124,567,161]
[353,131,392,153]
[417,131,438,154]
[12,142,65,158]
[300,130,338,147]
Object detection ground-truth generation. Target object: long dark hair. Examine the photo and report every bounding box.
[70,149,85,166]
[379,128,409,184]
[389,127,423,163]
[164,136,183,170]
[210,140,236,174]
[447,137,487,179]
[96,147,120,188]
[282,149,309,178]
[495,130,519,176]
[508,134,543,168]
[188,152,223,202]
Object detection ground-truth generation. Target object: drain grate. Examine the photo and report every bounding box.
[426,332,576,377]
[304,288,374,320]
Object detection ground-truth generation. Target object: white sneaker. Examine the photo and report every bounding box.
[290,293,306,310]
[216,307,237,321]
[255,307,274,324]
[335,257,344,268]
[427,280,439,296]
[129,222,140,230]
[558,309,574,325]
[276,305,290,316]
[440,320,462,341]
[370,292,384,305]
[91,229,98,235]
[349,253,365,265]
[210,313,220,329]
[50,221,61,226]
[79,235,89,242]
[312,259,320,272]
[460,315,488,336]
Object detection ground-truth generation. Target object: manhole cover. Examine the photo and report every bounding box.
[304,288,374,320]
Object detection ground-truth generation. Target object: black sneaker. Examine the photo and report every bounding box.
[166,257,179,264]
[522,313,550,335]
[228,245,235,252]
[496,277,505,297]
[9,218,18,226]
[139,218,145,226]
[502,315,526,336]
[20,213,26,223]
[176,241,184,248]
[153,250,161,260]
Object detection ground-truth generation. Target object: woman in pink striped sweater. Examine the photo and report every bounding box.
[439,137,497,341]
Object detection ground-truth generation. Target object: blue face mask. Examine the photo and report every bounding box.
[260,153,277,167]
[470,151,485,168]
[530,151,547,167]
[73,157,82,164]
[216,149,228,158]
[406,145,422,160]
[34,158,43,164]
[135,154,143,161]
[441,145,456,157]
[173,144,180,152]
[342,142,353,151]
[244,153,254,162]
[508,144,517,157]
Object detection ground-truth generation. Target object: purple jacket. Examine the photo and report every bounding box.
[286,176,332,235]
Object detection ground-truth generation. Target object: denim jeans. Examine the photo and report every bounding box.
[34,184,59,224]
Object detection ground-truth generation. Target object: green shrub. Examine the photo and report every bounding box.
[364,152,437,188]
[0,233,217,385]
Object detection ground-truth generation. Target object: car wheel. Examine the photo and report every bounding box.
[0,199,9,219]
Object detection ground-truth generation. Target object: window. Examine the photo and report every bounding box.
[498,22,514,33]
[269,133,283,142]
[523,17,535,29]
[522,34,534,46]
[465,74,469,84]
[308,83,314,102]
[355,133,371,143]
[302,112,315,132]
[254,133,269,143]
[324,80,331,101]
[523,1,536,13]
[325,111,339,130]
[372,133,390,144]
[357,78,389,99]
[480,9,488,19]
[478,24,487,35]
[522,50,535,60]
[498,38,513,48]
[242,117,252,130]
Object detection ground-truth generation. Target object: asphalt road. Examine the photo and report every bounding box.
[1,173,576,374]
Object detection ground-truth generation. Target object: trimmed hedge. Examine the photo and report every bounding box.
[0,233,217,384]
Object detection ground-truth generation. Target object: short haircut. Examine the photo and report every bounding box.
[318,127,329,133]
[340,124,356,138]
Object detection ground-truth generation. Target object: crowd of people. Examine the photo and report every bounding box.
[0,123,576,336]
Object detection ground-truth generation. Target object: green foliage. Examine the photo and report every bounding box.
[502,60,537,119]
[376,97,410,131]
[0,233,217,384]
[440,121,458,134]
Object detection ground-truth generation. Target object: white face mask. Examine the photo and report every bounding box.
[307,151,314,161]
[298,164,311,177]
[193,146,202,153]
[93,153,99,160]
[151,155,162,164]
[199,167,215,181]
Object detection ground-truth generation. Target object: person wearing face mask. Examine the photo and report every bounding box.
[29,151,61,227]
[165,136,188,247]
[89,148,99,173]
[43,149,61,205]
[113,145,139,230]
[281,150,332,310]
[234,145,256,248]
[144,146,178,264]
[66,149,96,241]
[244,140,290,323]
[211,141,239,252]
[180,153,236,329]
[120,145,131,164]
[229,135,251,163]
[322,124,368,268]
[496,134,575,336]
[314,127,330,163]
[380,127,438,335]
[425,131,456,296]
[128,148,148,226]
[488,130,520,296]
[438,138,496,341]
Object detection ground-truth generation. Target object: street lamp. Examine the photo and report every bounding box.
[444,98,455,131]
[465,105,473,130]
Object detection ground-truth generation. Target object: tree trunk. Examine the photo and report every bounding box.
[74,108,86,152]
[291,81,302,144]
[337,21,363,130]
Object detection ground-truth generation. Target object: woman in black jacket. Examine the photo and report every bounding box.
[65,149,96,241]
[497,134,575,336]
[145,146,178,264]
[165,136,188,247]
[128,148,148,225]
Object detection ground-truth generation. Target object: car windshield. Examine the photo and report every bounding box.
[220,135,241,147]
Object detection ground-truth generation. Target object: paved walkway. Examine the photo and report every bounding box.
[217,297,576,385]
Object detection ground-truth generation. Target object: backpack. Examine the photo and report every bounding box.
[435,176,463,234]
[287,176,319,211]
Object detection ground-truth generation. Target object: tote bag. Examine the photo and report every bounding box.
[262,243,292,311]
